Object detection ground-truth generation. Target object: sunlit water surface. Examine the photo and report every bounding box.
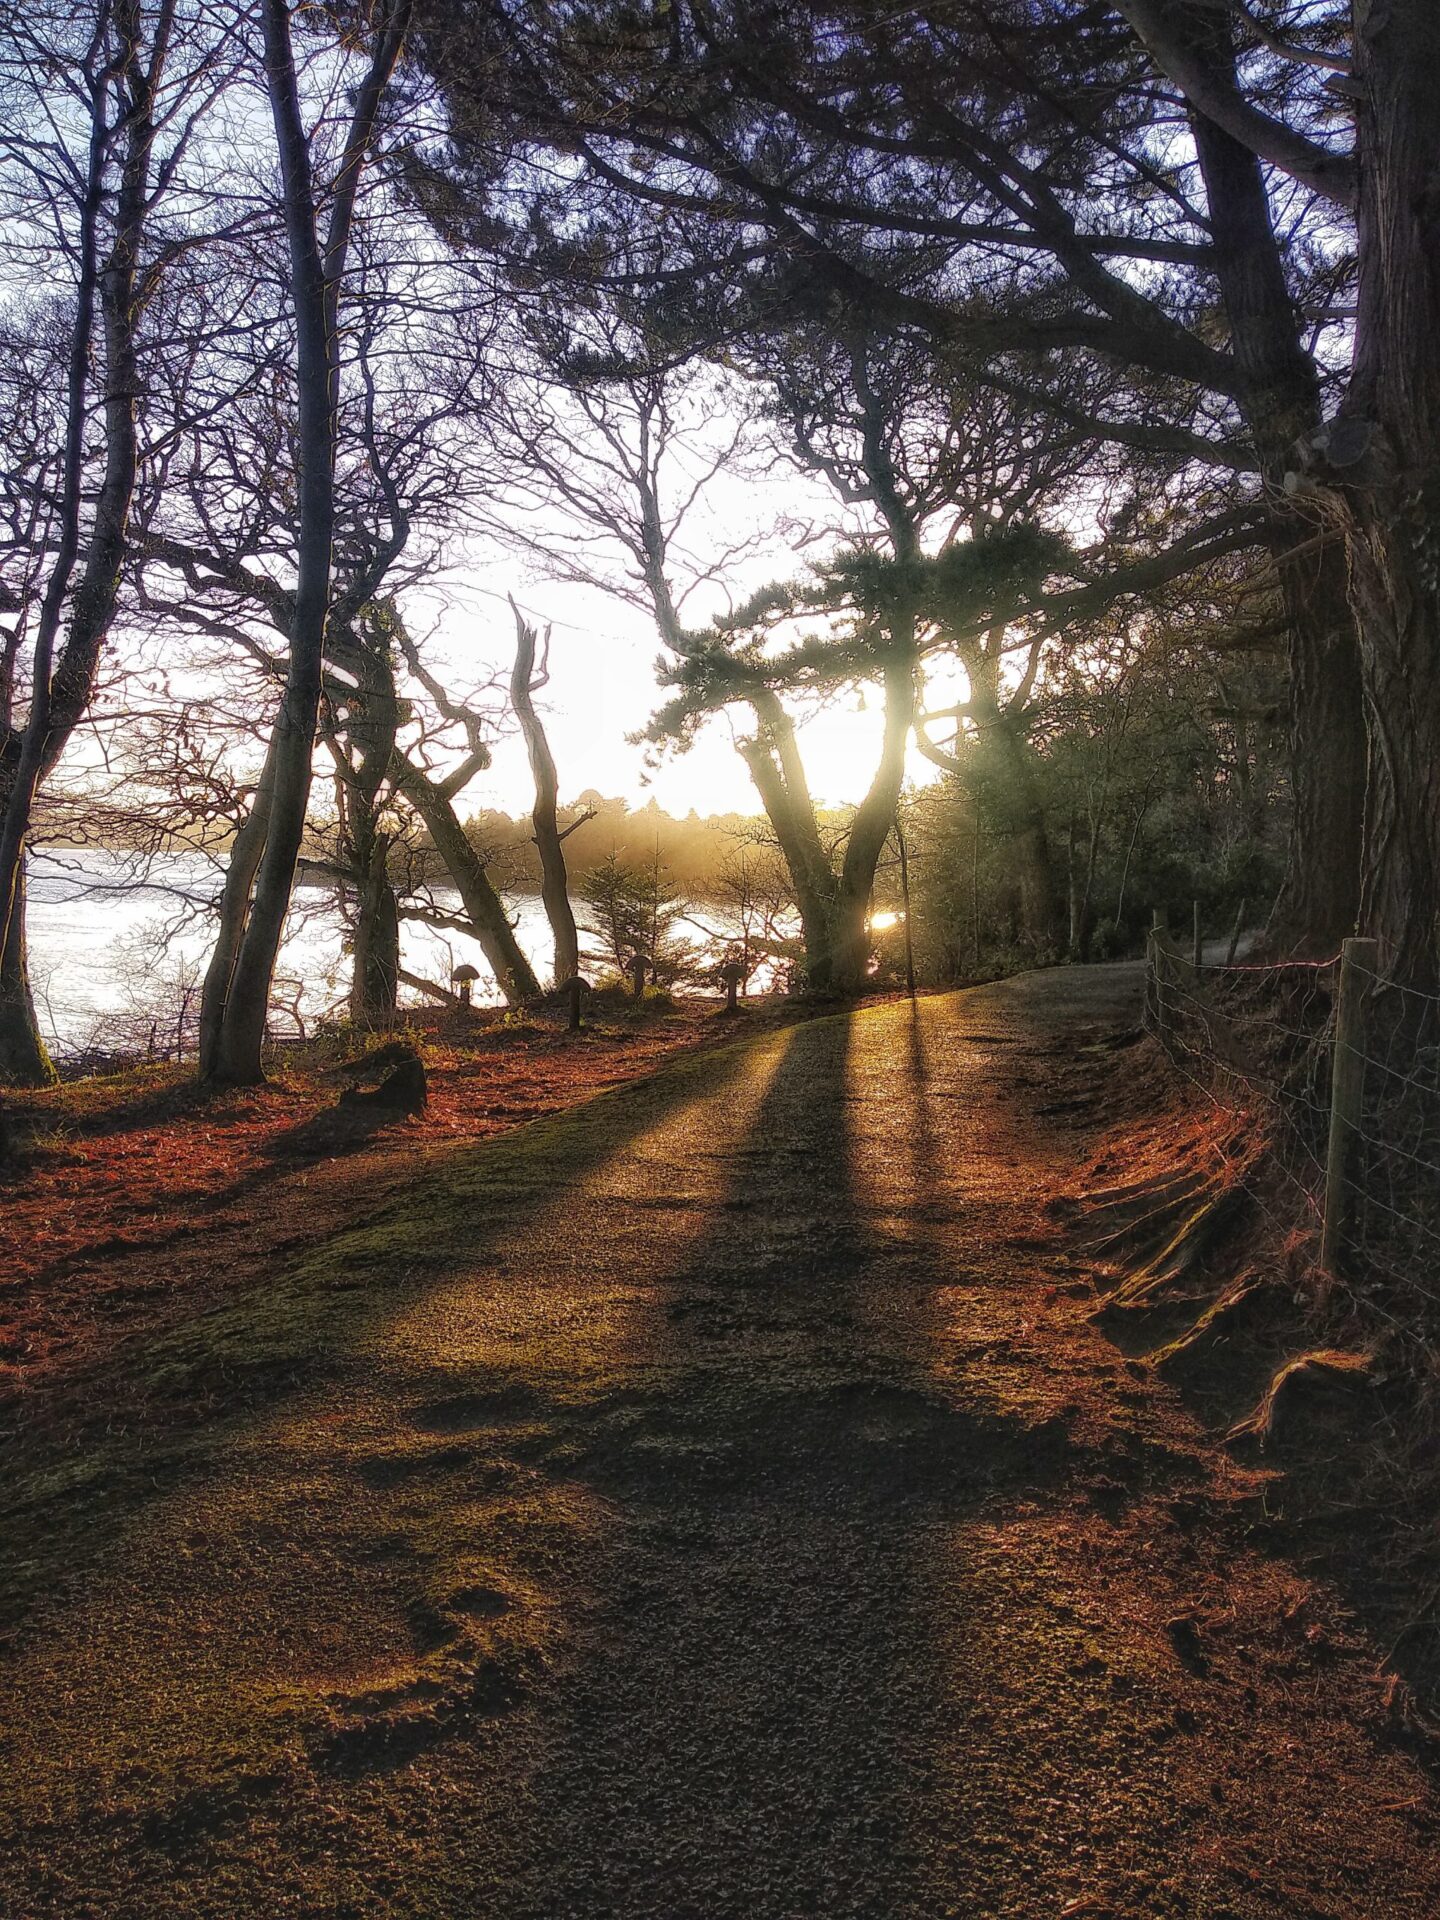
[26,848,767,1056]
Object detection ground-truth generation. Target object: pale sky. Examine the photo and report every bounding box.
[439,568,912,822]
[422,449,955,824]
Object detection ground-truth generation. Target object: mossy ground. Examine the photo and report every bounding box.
[3,973,1438,1918]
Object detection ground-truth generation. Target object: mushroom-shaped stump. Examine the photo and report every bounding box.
[717,957,747,1013]
[628,951,649,1000]
[560,974,592,1032]
[451,961,481,1009]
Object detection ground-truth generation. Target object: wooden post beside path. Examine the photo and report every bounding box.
[1226,898,1247,967]
[1146,909,1168,1044]
[1321,936,1379,1277]
[563,976,589,1033]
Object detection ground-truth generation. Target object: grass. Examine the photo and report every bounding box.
[0,1021,773,1634]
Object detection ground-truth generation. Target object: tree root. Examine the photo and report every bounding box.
[1147,1274,1265,1376]
[1102,1182,1250,1309]
[1227,1348,1374,1447]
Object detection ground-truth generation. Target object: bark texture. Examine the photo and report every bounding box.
[1185,33,1365,956]
[0,866,53,1086]
[1338,0,1440,984]
[510,605,580,987]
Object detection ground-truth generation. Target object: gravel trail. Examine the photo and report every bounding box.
[3,967,1438,1918]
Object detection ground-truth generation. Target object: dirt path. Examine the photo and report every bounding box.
[3,969,1437,1918]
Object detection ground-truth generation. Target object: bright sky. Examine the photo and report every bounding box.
[423,446,955,823]
[438,568,914,822]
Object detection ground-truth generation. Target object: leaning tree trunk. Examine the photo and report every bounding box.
[510,605,579,985]
[391,753,540,1003]
[1185,36,1365,955]
[204,0,409,1082]
[204,3,335,1084]
[198,745,277,1077]
[0,864,54,1086]
[0,2,169,1086]
[832,653,919,993]
[737,698,843,993]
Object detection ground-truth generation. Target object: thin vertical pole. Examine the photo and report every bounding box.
[1192,899,1202,974]
[1321,936,1378,1276]
[1226,898,1246,966]
[895,816,916,998]
[971,816,981,973]
[1147,909,1169,1045]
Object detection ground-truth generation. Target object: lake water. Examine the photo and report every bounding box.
[25,847,757,1056]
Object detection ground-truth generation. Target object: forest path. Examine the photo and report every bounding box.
[4,968,1439,1918]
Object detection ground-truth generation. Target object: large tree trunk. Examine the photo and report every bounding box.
[1335,0,1440,986]
[391,753,540,1002]
[204,0,409,1082]
[961,650,1060,955]
[204,2,336,1084]
[833,654,917,991]
[0,864,54,1086]
[328,616,402,1024]
[510,606,579,985]
[1184,35,1365,955]
[198,745,277,1077]
[738,735,840,992]
[738,692,844,992]
[350,842,400,1022]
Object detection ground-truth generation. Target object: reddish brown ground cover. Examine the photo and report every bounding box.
[0,999,789,1398]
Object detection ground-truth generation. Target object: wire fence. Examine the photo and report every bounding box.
[1145,926,1440,1342]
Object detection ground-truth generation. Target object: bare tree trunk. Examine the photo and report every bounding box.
[328,613,402,1023]
[832,654,917,992]
[738,735,840,991]
[510,603,579,985]
[1075,811,1102,962]
[739,690,846,992]
[0,863,53,1085]
[1114,790,1151,933]
[0,0,173,1085]
[391,753,540,1002]
[205,0,409,1082]
[350,843,399,1022]
[198,742,277,1076]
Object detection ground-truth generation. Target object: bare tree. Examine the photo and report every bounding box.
[509,599,583,987]
[200,0,412,1083]
[0,0,214,1082]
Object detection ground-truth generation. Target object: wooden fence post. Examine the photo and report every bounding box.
[1321,936,1379,1276]
[1147,909,1167,1045]
[1226,897,1246,966]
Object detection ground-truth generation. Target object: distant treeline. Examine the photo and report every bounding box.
[454,791,834,896]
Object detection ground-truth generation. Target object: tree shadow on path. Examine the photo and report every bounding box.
[488,1009,1082,1920]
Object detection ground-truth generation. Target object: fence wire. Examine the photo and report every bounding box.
[1343,964,1440,1322]
[1144,938,1440,1339]
[1146,943,1334,1234]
